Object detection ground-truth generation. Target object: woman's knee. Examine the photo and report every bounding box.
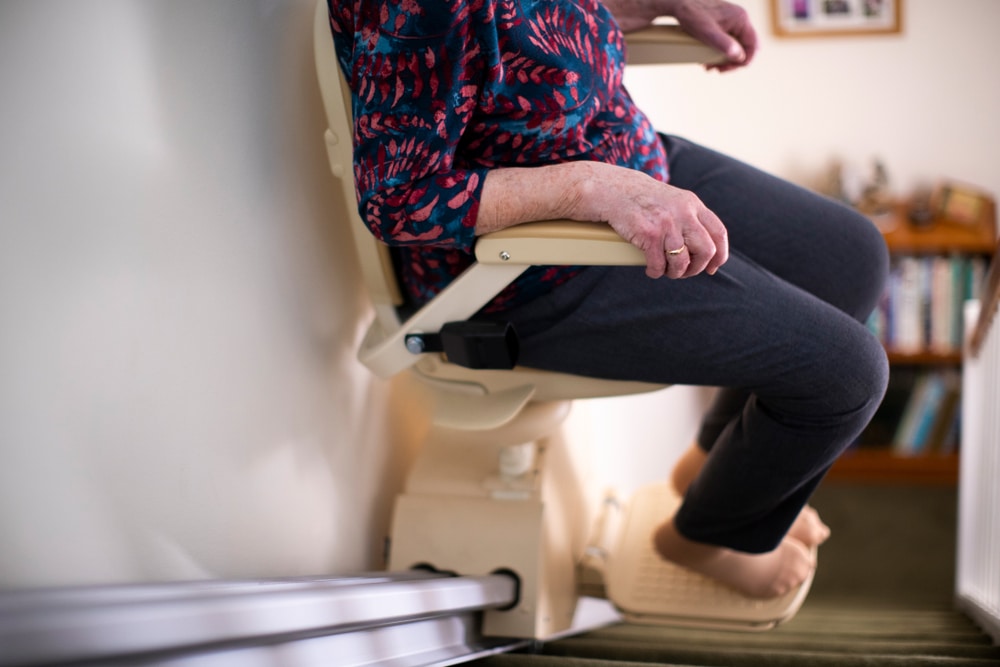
[823,203,890,318]
[814,324,889,425]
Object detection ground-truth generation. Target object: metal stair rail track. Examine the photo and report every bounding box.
[0,571,527,667]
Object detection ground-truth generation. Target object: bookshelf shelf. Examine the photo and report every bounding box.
[885,350,963,365]
[828,198,996,486]
[828,449,959,485]
[875,200,996,255]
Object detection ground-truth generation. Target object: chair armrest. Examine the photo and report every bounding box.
[360,220,644,378]
[625,25,726,66]
[476,221,645,266]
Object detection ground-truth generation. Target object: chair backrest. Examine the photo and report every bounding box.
[313,0,404,333]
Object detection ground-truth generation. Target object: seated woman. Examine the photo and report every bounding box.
[327,0,888,599]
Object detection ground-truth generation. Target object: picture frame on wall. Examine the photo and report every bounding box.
[771,0,902,37]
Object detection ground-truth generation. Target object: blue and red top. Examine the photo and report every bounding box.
[328,0,668,312]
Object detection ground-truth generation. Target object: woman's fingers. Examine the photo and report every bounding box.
[696,207,729,276]
[662,193,728,280]
[643,243,669,279]
[663,239,691,279]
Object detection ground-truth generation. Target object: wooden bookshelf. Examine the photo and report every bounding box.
[885,350,963,365]
[874,199,996,255]
[827,198,996,485]
[829,449,959,485]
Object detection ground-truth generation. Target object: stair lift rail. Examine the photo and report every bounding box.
[0,571,525,667]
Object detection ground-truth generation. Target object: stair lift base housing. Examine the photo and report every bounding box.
[388,400,585,639]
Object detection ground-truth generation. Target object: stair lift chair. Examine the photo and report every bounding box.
[314,1,813,640]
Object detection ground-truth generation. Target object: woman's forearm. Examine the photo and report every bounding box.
[475,160,729,280]
[476,162,600,236]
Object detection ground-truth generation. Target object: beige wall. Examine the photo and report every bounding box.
[0,0,414,587]
[0,0,995,589]
[627,0,1000,200]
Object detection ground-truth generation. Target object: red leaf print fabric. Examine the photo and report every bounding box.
[328,0,668,312]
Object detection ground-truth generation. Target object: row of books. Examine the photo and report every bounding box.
[866,254,987,354]
[891,370,961,456]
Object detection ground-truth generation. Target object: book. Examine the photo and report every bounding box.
[907,372,948,454]
[874,252,987,353]
[892,372,932,454]
[929,256,955,353]
[926,371,961,452]
[893,256,924,353]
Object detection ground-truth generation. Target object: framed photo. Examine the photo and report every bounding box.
[771,0,902,38]
[934,182,994,227]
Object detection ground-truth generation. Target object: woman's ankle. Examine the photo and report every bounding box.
[670,443,708,496]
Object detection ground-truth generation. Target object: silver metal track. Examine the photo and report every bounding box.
[0,571,527,666]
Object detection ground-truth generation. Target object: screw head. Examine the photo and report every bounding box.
[499,251,511,261]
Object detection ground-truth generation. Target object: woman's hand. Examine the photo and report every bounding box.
[573,161,729,279]
[604,0,758,72]
[668,0,758,71]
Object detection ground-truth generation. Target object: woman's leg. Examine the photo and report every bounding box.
[662,134,889,325]
[496,257,887,596]
[487,139,889,596]
[665,132,889,456]
[663,134,881,556]
[503,258,888,537]
[509,259,888,595]
[671,441,831,548]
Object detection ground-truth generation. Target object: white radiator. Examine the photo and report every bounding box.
[957,298,1000,643]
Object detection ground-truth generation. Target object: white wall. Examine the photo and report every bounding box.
[0,0,421,587]
[0,0,995,590]
[627,0,1000,200]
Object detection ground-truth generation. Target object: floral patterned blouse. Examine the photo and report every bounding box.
[327,0,668,312]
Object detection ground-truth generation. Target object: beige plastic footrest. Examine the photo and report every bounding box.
[605,483,815,632]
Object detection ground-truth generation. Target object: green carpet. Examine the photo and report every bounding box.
[482,603,1000,666]
[474,484,1000,666]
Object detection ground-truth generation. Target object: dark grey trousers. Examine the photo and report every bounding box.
[486,135,890,553]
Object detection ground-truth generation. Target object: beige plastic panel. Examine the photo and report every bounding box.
[389,413,585,639]
[313,0,403,334]
[476,220,646,267]
[626,25,727,66]
[605,483,815,631]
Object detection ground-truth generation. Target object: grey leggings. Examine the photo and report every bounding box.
[486,135,890,553]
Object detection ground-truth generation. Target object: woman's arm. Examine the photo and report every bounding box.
[474,1,752,280]
[477,159,729,281]
[602,0,758,71]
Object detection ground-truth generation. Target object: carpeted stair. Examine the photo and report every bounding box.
[473,485,1000,666]
[478,602,1000,666]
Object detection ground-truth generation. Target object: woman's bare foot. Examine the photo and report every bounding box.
[669,442,832,548]
[653,518,816,599]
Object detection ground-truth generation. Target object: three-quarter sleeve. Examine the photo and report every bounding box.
[335,1,495,253]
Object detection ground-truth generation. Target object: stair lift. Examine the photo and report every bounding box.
[314,1,814,641]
